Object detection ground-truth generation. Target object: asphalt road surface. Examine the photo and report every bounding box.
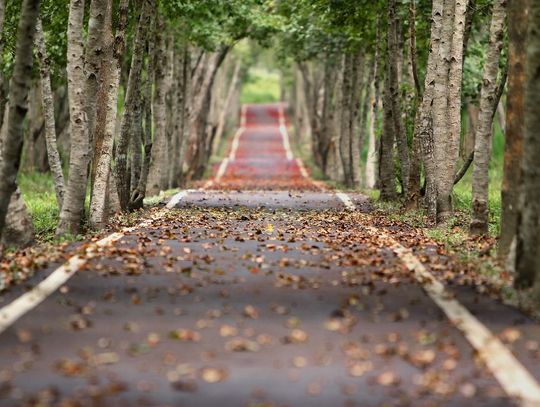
[0,104,539,407]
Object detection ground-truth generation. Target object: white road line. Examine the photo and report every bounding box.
[334,191,540,407]
[209,105,247,187]
[278,105,294,161]
[296,158,309,179]
[0,189,192,335]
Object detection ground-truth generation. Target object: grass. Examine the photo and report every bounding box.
[240,67,281,105]
[18,171,60,243]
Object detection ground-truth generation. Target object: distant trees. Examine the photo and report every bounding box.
[0,0,273,244]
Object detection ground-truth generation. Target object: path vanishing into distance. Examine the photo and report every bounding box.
[1,104,540,407]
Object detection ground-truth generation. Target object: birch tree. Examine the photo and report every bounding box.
[89,0,128,229]
[470,0,507,235]
[57,0,89,236]
[0,0,40,242]
[35,18,65,210]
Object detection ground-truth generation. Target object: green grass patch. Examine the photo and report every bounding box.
[240,68,280,104]
[18,171,59,243]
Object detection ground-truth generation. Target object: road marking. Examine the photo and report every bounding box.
[278,105,293,161]
[0,189,192,335]
[334,191,540,407]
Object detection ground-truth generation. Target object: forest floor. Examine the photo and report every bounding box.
[0,104,539,406]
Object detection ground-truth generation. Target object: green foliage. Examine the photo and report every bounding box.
[240,67,280,104]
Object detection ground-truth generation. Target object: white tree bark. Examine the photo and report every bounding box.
[35,18,65,210]
[57,0,89,236]
[470,0,506,235]
[0,0,40,242]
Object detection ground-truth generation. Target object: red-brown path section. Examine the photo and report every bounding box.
[0,104,539,406]
[209,103,318,191]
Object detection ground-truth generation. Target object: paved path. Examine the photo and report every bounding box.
[0,104,540,407]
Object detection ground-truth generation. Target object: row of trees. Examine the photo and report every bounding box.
[0,0,274,247]
[280,0,539,294]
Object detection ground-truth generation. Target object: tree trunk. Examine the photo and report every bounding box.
[416,0,444,219]
[130,16,157,208]
[57,0,89,236]
[349,52,364,188]
[146,15,168,196]
[114,0,152,211]
[0,0,40,241]
[89,0,128,229]
[35,18,65,210]
[406,0,422,207]
[514,1,539,291]
[185,48,229,180]
[84,0,107,148]
[470,0,506,235]
[500,0,527,259]
[388,0,410,196]
[365,26,381,189]
[213,59,241,156]
[339,54,353,187]
[380,48,397,201]
[432,0,468,223]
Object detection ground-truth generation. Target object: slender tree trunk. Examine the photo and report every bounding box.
[146,15,168,196]
[35,19,65,210]
[417,0,444,219]
[366,27,381,189]
[84,0,107,148]
[514,1,539,291]
[350,51,364,188]
[388,0,409,196]
[129,13,156,209]
[406,0,422,207]
[0,0,40,241]
[185,48,229,180]
[432,0,468,223]
[500,0,527,258]
[115,0,152,211]
[380,49,397,201]
[213,59,241,155]
[57,0,89,236]
[89,0,128,229]
[470,0,507,235]
[339,54,353,187]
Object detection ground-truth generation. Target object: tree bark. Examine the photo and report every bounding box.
[35,18,65,210]
[213,59,241,156]
[84,0,107,148]
[470,0,507,235]
[366,26,381,189]
[146,14,168,196]
[432,0,468,223]
[130,16,157,208]
[89,0,128,229]
[0,0,40,240]
[388,0,409,196]
[514,0,540,291]
[406,0,422,207]
[380,48,397,201]
[417,0,444,219]
[115,0,152,211]
[500,0,527,259]
[339,54,353,187]
[57,0,89,236]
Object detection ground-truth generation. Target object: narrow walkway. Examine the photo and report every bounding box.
[0,104,539,406]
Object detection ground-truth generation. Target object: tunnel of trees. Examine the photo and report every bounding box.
[0,0,539,299]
